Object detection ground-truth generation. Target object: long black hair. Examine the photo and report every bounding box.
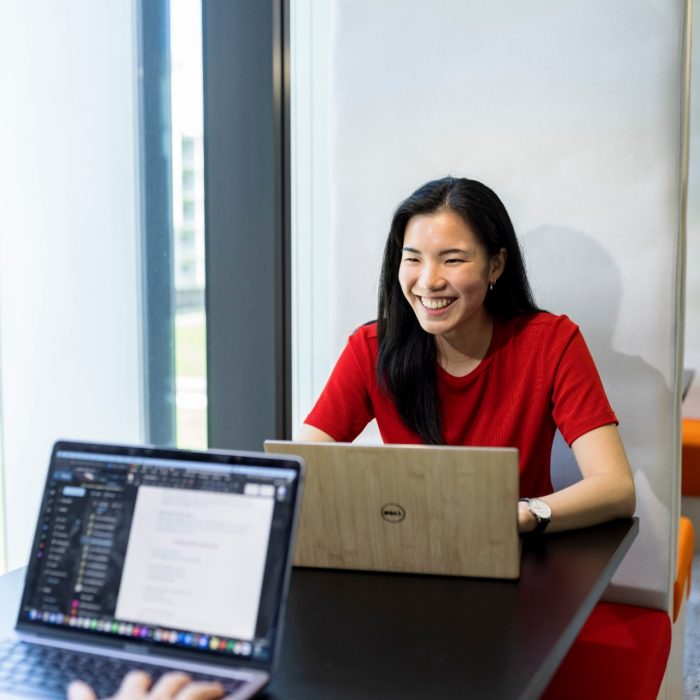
[376,176,540,444]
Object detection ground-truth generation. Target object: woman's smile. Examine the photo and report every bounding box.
[418,296,456,312]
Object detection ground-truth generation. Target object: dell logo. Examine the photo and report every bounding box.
[381,503,406,523]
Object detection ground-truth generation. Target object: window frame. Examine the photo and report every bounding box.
[202,0,291,449]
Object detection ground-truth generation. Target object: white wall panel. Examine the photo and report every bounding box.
[0,1,144,570]
[321,0,687,609]
[684,0,700,418]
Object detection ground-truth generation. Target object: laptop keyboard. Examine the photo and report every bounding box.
[0,640,246,698]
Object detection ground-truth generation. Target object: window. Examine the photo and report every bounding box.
[140,0,207,450]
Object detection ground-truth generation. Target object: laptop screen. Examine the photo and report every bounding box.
[17,441,303,668]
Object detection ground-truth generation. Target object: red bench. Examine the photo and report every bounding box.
[541,602,671,699]
[542,515,695,698]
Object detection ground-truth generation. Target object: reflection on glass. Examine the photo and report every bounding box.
[170,0,207,449]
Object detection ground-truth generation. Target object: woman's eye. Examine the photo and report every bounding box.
[445,258,465,264]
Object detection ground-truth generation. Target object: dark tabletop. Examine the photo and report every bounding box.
[263,518,638,700]
[0,519,637,700]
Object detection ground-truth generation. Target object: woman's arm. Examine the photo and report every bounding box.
[297,327,376,442]
[518,423,635,533]
[296,424,336,442]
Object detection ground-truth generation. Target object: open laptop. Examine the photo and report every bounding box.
[264,441,520,580]
[0,440,304,699]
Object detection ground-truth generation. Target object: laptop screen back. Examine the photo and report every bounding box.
[16,441,303,669]
[265,440,520,579]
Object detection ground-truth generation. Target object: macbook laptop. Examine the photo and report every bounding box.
[0,440,305,699]
[264,441,520,580]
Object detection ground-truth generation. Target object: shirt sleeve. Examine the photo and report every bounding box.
[304,330,375,441]
[551,326,618,446]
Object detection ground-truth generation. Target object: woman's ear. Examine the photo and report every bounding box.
[491,248,507,282]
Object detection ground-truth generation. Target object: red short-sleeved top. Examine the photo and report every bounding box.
[305,312,618,497]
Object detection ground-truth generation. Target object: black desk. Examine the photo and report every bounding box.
[0,519,637,700]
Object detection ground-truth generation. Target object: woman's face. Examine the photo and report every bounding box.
[398,209,505,341]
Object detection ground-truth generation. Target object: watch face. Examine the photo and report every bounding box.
[529,498,551,519]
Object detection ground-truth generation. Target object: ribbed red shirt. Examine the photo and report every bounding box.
[305,312,618,497]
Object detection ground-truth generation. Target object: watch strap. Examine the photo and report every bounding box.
[532,514,549,534]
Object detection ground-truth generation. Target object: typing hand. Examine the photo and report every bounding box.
[67,670,225,700]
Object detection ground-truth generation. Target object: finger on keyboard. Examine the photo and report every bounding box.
[175,680,226,700]
[113,670,153,698]
[146,671,191,698]
[67,679,98,700]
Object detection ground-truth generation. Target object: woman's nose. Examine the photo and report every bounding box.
[418,263,443,290]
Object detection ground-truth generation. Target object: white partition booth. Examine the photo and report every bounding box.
[291,0,689,667]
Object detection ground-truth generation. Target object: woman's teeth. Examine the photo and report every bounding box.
[420,297,454,309]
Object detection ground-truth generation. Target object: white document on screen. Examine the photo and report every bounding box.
[115,485,274,640]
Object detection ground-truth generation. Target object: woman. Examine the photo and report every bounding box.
[298,177,635,533]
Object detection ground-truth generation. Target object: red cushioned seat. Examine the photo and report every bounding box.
[541,602,671,700]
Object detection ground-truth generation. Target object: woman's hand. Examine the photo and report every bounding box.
[67,670,225,700]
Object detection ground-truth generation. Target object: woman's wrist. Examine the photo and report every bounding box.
[518,500,538,533]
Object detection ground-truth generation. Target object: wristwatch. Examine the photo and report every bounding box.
[520,497,551,534]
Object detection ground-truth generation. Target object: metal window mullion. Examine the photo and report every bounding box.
[202,0,290,450]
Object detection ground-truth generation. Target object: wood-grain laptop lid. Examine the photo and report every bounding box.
[264,441,520,580]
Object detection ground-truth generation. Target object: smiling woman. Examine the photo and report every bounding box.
[297,176,635,536]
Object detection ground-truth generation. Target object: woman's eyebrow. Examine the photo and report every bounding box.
[438,248,470,256]
[401,246,472,255]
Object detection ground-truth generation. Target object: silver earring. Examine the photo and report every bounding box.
[489,282,494,292]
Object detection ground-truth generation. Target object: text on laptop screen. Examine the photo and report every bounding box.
[18,446,300,665]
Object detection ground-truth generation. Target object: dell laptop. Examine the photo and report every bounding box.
[265,441,520,580]
[0,440,305,699]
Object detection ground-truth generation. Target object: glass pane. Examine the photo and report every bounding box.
[0,448,5,574]
[170,0,207,449]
